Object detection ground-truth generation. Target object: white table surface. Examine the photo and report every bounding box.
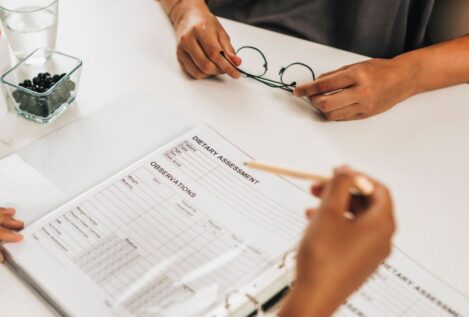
[1,0,468,316]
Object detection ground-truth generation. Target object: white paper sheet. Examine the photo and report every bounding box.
[0,154,66,224]
[4,128,469,317]
[4,126,313,317]
[334,248,469,317]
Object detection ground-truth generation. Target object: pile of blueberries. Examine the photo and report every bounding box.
[12,72,76,118]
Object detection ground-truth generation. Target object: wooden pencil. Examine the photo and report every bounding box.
[244,161,375,196]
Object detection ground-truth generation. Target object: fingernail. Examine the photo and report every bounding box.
[334,166,351,177]
[354,175,375,196]
[14,233,24,242]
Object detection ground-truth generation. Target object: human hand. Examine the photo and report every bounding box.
[294,58,417,120]
[280,167,395,317]
[0,207,24,262]
[170,0,242,79]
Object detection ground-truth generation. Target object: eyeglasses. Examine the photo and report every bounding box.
[221,46,316,93]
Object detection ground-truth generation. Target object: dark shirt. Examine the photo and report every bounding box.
[208,0,436,58]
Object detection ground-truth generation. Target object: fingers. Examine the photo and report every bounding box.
[324,103,363,121]
[2,218,24,230]
[225,51,242,67]
[0,227,23,243]
[177,49,206,79]
[366,182,394,223]
[0,207,16,217]
[320,167,355,216]
[294,70,355,97]
[305,208,317,220]
[309,88,358,114]
[348,193,372,215]
[311,183,325,197]
[185,37,220,76]
[312,176,374,215]
[198,32,240,78]
[344,174,396,235]
[0,208,25,242]
[217,29,242,67]
[177,23,240,79]
[0,208,18,224]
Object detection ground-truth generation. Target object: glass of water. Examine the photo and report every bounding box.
[0,0,58,60]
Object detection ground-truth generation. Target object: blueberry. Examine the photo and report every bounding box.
[15,72,75,117]
[44,78,53,88]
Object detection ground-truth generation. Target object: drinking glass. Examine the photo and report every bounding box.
[0,0,58,60]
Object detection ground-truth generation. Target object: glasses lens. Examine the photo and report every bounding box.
[235,47,267,77]
[280,63,315,86]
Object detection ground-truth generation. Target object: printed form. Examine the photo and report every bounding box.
[336,249,469,317]
[4,126,469,317]
[5,126,312,317]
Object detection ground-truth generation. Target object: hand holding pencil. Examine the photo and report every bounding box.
[278,167,396,317]
[244,161,377,218]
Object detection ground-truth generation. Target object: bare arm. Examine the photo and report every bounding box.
[159,0,178,15]
[402,35,469,95]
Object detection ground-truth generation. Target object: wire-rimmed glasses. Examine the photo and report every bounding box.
[221,46,316,93]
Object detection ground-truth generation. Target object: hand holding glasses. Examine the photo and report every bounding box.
[221,46,316,93]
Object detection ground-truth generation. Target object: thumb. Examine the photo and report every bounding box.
[320,166,355,216]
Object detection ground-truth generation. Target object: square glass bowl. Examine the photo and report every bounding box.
[0,48,82,124]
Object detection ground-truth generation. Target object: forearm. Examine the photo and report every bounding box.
[159,0,208,25]
[394,34,469,96]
